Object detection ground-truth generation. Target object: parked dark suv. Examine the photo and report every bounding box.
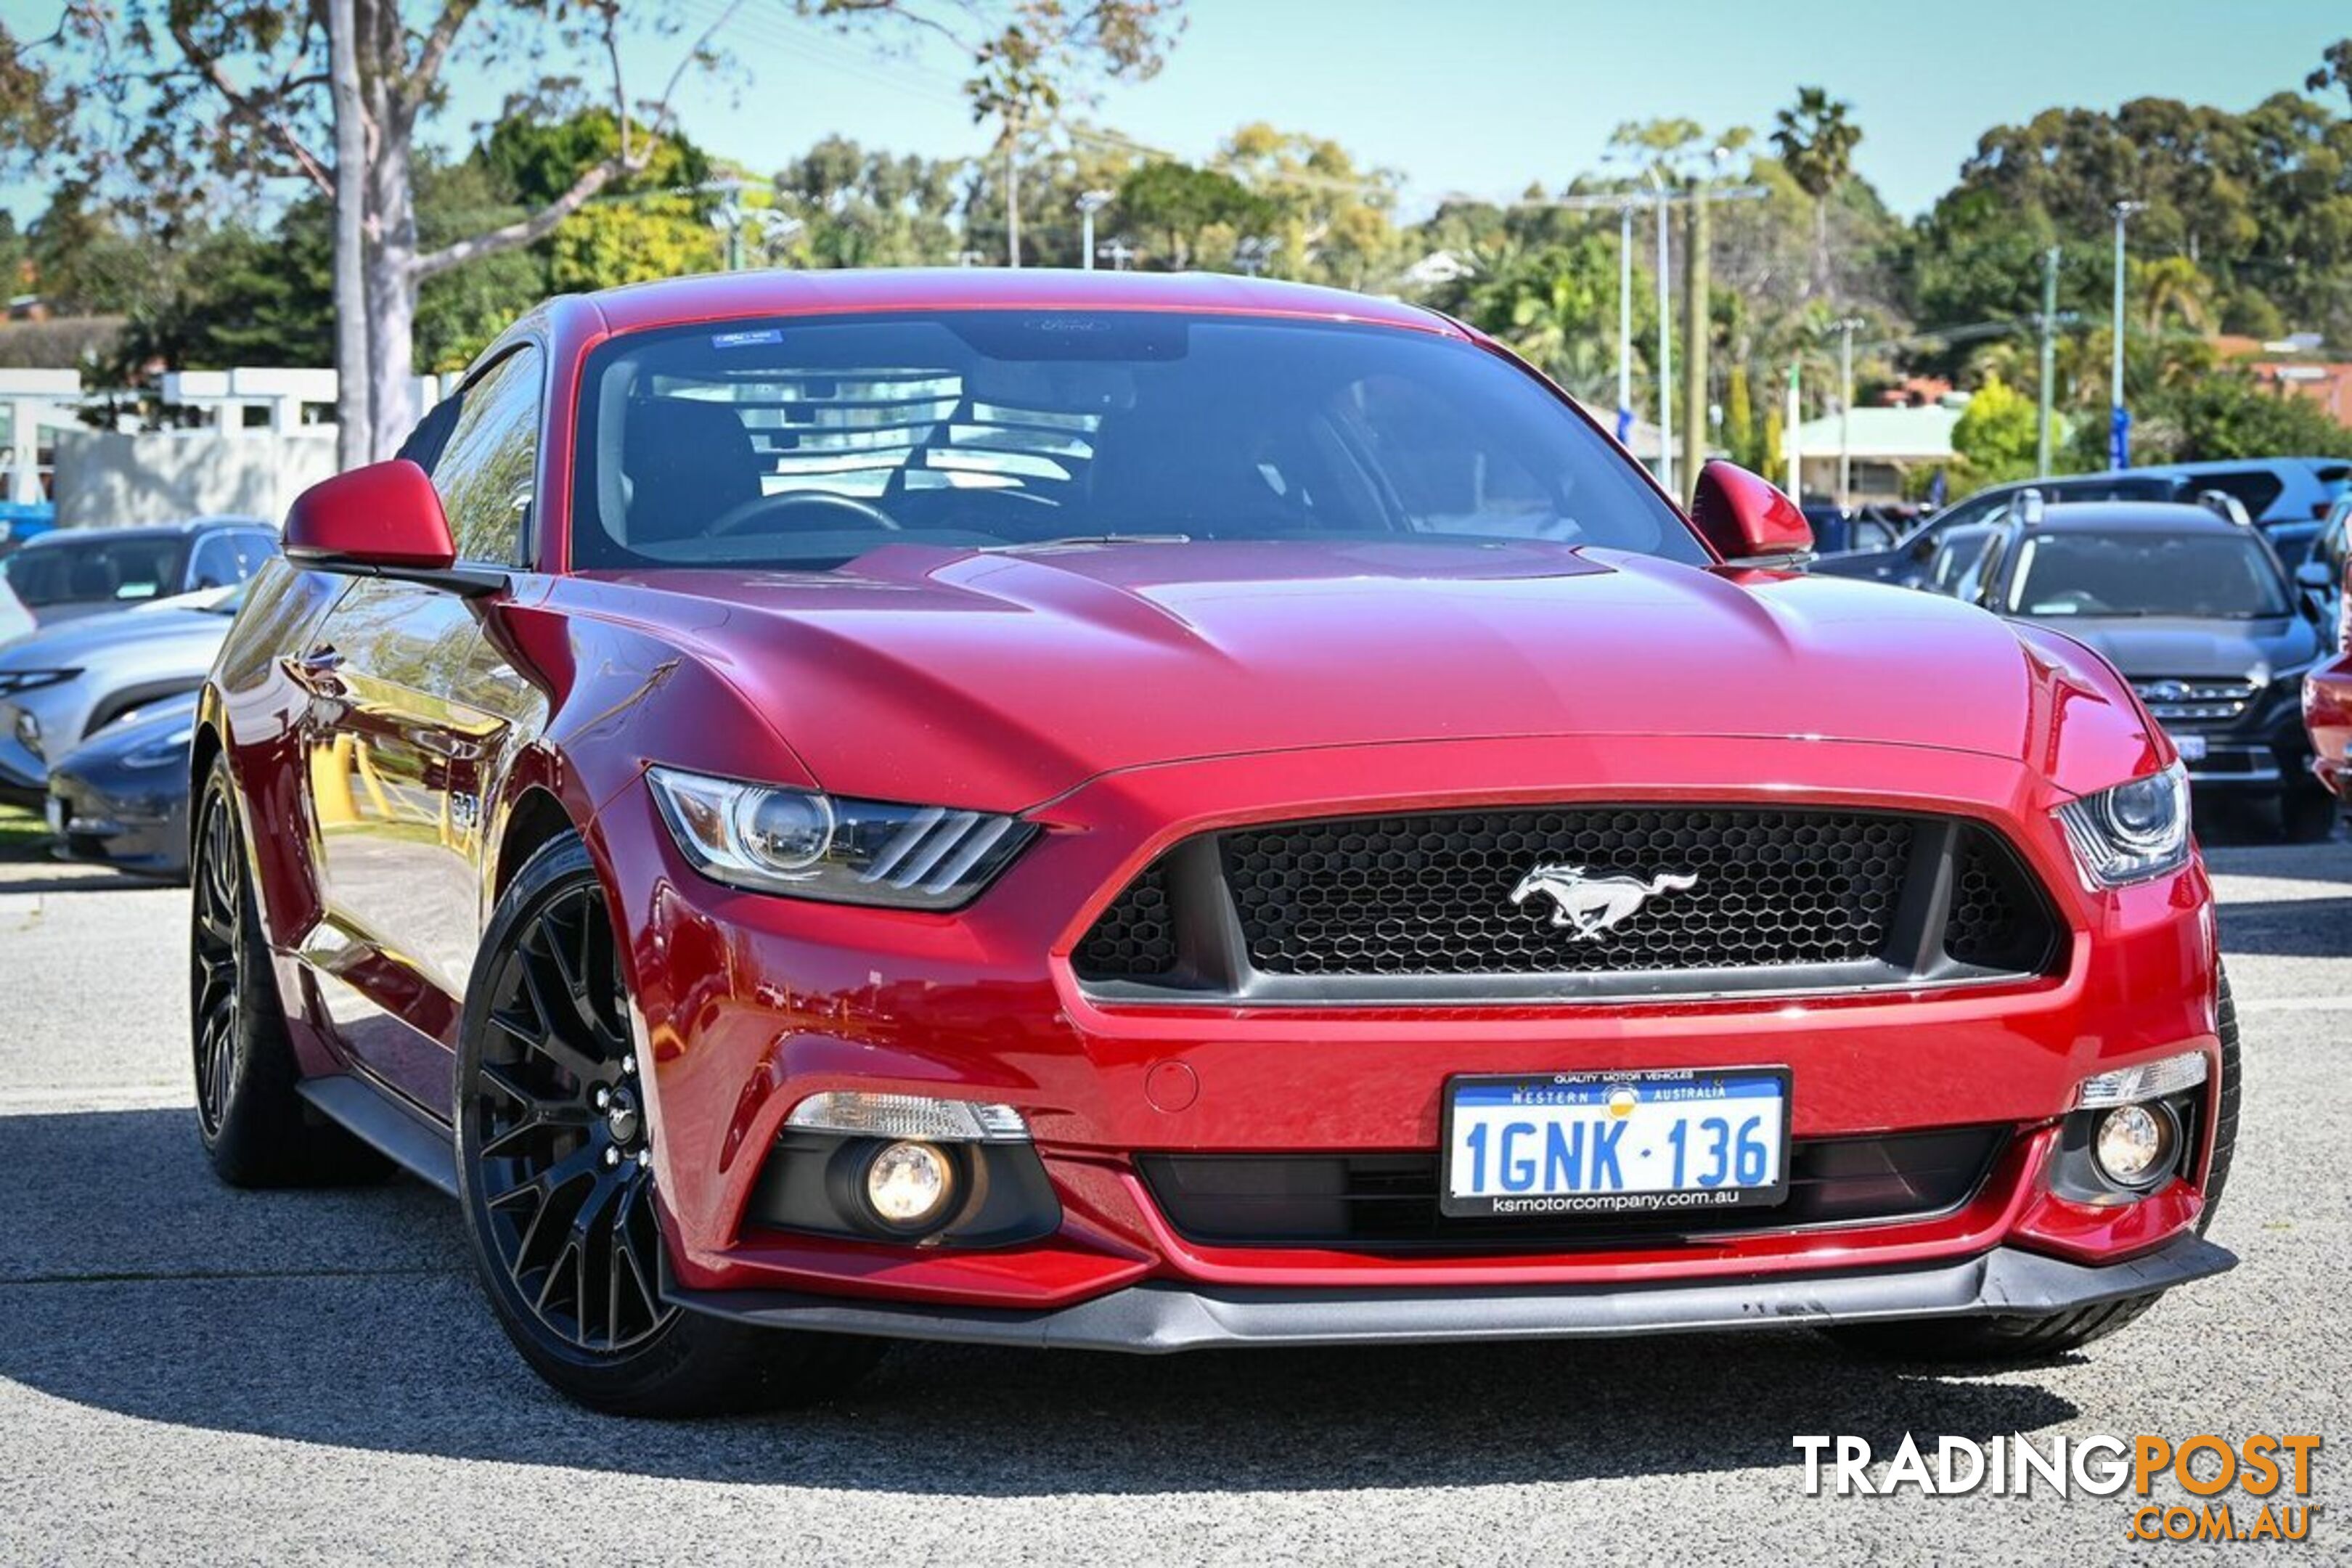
[1926,499,2333,838]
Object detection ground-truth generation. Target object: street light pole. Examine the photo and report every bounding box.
[2110,199,2144,468]
[1616,203,1634,444]
[1829,317,1865,511]
[1076,190,1112,271]
[2037,245,2059,476]
[1651,168,1674,496]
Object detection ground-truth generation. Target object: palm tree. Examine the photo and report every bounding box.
[1771,87,1861,301]
[2139,255,2216,335]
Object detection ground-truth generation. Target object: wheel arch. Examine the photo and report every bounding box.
[493,784,581,901]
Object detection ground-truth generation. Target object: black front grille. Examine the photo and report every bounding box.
[1075,806,2062,1003]
[1138,1127,2008,1249]
[1226,808,1910,976]
[1944,830,2058,971]
[1072,858,1176,979]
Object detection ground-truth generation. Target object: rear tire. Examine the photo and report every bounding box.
[1824,971,2239,1363]
[454,831,885,1417]
[189,751,388,1187]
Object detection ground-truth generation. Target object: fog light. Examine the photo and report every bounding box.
[863,1140,956,1230]
[2091,1103,2176,1189]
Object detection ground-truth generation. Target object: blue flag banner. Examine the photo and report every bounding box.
[2110,405,2133,470]
[1615,407,1635,444]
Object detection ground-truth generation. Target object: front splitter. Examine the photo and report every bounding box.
[665,1233,2235,1353]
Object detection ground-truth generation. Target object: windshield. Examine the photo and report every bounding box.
[569,311,1703,571]
[2004,531,2290,618]
[4,535,187,608]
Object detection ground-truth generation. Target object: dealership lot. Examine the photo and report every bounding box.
[0,841,2344,1565]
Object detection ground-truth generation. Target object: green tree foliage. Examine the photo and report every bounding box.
[1112,160,1270,268]
[1771,87,1861,298]
[776,135,965,269]
[1217,123,1402,290]
[1723,361,1759,471]
[2069,369,2352,467]
[1950,374,2044,486]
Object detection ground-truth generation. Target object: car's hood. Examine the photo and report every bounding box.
[2032,614,2320,682]
[0,605,229,669]
[587,541,2078,807]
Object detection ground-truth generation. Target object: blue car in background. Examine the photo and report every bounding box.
[2130,457,2351,528]
[44,690,198,881]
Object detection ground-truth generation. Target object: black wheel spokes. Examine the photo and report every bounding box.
[473,884,672,1354]
[190,793,242,1137]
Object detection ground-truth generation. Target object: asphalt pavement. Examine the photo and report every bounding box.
[0,835,2345,1566]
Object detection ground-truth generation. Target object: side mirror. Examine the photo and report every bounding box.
[2296,558,2334,621]
[1689,461,1813,566]
[283,460,504,595]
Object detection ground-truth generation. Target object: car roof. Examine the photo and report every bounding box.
[15,516,269,547]
[577,267,1461,340]
[2026,501,2253,534]
[2130,457,2347,478]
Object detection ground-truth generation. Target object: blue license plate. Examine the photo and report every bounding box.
[1441,1069,1792,1219]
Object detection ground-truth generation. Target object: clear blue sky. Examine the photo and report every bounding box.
[3,0,2345,221]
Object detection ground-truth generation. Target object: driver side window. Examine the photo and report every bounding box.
[429,346,542,568]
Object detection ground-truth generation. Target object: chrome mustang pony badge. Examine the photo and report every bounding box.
[1508,864,1699,942]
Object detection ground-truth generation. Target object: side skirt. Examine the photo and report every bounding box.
[296,1075,460,1197]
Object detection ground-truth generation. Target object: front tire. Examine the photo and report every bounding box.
[454,832,883,1417]
[189,751,388,1187]
[1824,971,2240,1363]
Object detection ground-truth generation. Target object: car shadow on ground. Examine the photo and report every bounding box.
[1,1107,2082,1495]
[0,870,170,897]
[2213,894,2352,960]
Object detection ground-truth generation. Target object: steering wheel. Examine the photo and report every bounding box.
[704,490,902,537]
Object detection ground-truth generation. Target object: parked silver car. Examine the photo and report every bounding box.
[0,583,245,804]
[1,518,277,628]
[0,576,32,648]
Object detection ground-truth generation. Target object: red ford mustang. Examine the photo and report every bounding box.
[192,270,2237,1415]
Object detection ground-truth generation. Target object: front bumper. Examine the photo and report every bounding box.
[589,732,2226,1325]
[669,1232,2237,1352]
[44,768,189,878]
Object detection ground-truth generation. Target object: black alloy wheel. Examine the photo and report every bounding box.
[467,872,673,1354]
[188,749,387,1187]
[190,783,244,1140]
[456,833,885,1416]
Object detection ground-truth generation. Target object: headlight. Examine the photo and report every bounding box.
[647,766,1035,909]
[2054,761,2192,887]
[122,727,196,769]
[0,669,77,697]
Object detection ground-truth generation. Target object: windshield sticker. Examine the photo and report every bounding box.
[711,328,783,349]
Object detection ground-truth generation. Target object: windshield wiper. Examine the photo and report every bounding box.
[981,534,1193,552]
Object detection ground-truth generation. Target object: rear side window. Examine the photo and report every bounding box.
[189,533,241,589]
[2194,470,2287,520]
[428,347,542,568]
